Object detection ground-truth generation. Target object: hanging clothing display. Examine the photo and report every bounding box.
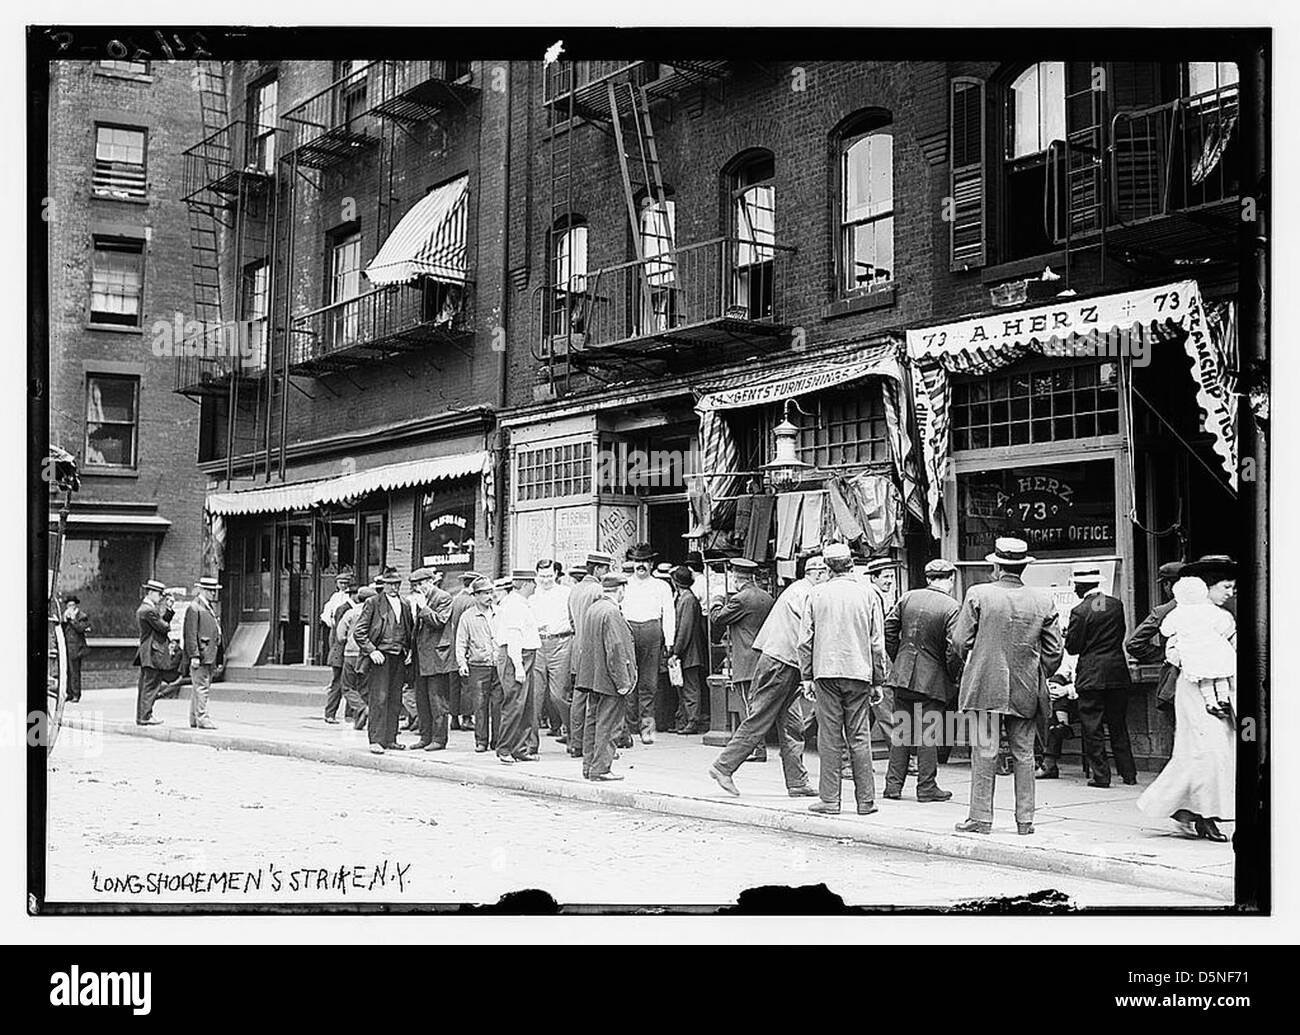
[801,491,825,553]
[745,494,776,562]
[774,493,803,559]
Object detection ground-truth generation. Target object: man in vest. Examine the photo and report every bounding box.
[354,567,416,754]
[568,551,612,762]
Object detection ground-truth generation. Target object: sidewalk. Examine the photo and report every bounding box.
[60,687,1235,902]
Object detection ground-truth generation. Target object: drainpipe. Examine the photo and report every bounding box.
[492,60,514,576]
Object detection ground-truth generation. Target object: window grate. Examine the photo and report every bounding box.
[516,441,594,502]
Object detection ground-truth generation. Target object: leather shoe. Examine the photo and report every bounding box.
[474,745,488,753]
[748,748,767,762]
[496,754,515,765]
[917,789,953,802]
[1017,822,1035,835]
[195,720,218,730]
[954,819,992,834]
[324,716,340,725]
[882,790,902,800]
[590,773,624,781]
[368,743,385,755]
[412,741,432,751]
[385,742,407,751]
[808,801,841,815]
[424,743,446,752]
[709,766,740,797]
[137,717,163,726]
[1122,776,1138,785]
[513,753,539,762]
[1196,818,1228,842]
[857,803,878,816]
[1035,766,1059,780]
[1086,778,1111,788]
[787,786,818,797]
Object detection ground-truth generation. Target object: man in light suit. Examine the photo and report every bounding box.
[952,537,1064,836]
[710,557,775,761]
[1065,564,1136,787]
[182,576,223,730]
[134,579,174,726]
[883,558,962,802]
[354,568,416,754]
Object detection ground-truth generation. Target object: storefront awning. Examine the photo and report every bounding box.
[48,511,172,531]
[905,278,1238,539]
[695,341,903,411]
[364,175,469,287]
[205,450,488,517]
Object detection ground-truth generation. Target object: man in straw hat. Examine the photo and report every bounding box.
[568,551,614,761]
[183,575,224,730]
[952,537,1064,836]
[134,579,175,726]
[1065,563,1136,788]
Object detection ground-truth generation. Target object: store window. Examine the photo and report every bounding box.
[956,458,1117,562]
[60,535,154,637]
[517,441,594,502]
[417,482,477,572]
[83,374,139,468]
[93,124,147,198]
[951,361,1119,450]
[90,237,145,327]
[836,112,894,295]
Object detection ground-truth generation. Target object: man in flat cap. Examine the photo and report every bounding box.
[710,557,775,760]
[952,537,1063,835]
[575,572,638,780]
[1126,561,1185,717]
[338,584,374,729]
[183,575,224,730]
[709,555,825,797]
[134,579,175,726]
[569,551,613,761]
[409,568,456,750]
[1065,564,1135,787]
[354,567,416,754]
[456,576,502,752]
[494,571,541,763]
[882,559,962,802]
[320,570,355,712]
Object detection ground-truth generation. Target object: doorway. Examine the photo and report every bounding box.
[277,521,313,664]
[645,497,689,568]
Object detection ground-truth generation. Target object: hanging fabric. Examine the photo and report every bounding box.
[745,494,776,562]
[774,492,803,559]
[801,491,825,552]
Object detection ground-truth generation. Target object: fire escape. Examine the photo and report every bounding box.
[536,60,795,390]
[279,60,477,379]
[176,60,276,482]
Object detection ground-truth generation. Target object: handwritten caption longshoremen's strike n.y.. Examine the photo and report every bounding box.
[91,860,412,895]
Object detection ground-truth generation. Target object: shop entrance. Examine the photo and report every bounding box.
[276,521,313,664]
[645,497,689,568]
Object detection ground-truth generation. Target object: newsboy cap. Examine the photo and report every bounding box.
[601,572,628,590]
[924,558,956,577]
[823,543,852,562]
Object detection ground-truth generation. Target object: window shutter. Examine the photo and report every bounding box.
[949,77,987,271]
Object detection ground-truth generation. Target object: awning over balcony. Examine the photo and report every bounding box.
[205,450,488,516]
[364,175,468,287]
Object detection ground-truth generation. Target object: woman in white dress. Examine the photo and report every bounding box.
[1136,557,1237,842]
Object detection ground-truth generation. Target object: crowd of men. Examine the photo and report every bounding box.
[121,533,1229,836]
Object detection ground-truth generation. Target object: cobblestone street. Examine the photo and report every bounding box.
[44,730,1215,908]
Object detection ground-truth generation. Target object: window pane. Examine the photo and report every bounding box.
[1010,61,1065,159]
[735,184,775,264]
[59,536,154,636]
[843,131,893,222]
[87,376,136,423]
[90,241,143,325]
[842,216,893,291]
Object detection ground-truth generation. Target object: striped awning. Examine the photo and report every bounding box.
[364,175,469,287]
[205,450,488,517]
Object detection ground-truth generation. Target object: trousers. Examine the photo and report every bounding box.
[1076,689,1136,785]
[325,664,344,719]
[136,666,165,723]
[968,711,1036,824]
[582,691,625,777]
[714,654,810,790]
[466,663,503,750]
[676,665,707,732]
[414,672,453,747]
[497,647,536,758]
[814,677,876,807]
[534,636,573,736]
[189,663,214,726]
[885,690,943,795]
[67,656,83,702]
[341,656,368,728]
[365,653,406,747]
[569,688,589,757]
[627,619,662,735]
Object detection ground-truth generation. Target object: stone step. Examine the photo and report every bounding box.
[224,664,332,684]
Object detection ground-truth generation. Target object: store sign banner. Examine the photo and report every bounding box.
[696,351,902,412]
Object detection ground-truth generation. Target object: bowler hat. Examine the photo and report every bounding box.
[985,536,1035,566]
[626,543,657,562]
[671,565,694,589]
[601,572,628,589]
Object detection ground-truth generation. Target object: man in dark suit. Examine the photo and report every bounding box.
[410,568,455,750]
[569,552,613,760]
[61,595,91,703]
[669,565,709,734]
[710,557,775,761]
[134,579,174,726]
[354,568,416,754]
[182,576,223,730]
[575,573,638,781]
[1065,564,1136,787]
[1125,561,1185,715]
[883,558,963,802]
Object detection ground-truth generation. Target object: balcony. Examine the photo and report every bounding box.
[289,281,472,375]
[1104,83,1240,261]
[537,236,795,372]
[181,120,275,204]
[543,60,731,119]
[366,60,477,122]
[175,319,269,396]
[280,65,379,169]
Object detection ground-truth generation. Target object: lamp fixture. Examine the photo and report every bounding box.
[761,398,812,492]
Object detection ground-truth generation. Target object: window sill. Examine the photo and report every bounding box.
[91,191,150,206]
[80,466,141,479]
[84,323,144,335]
[821,284,897,320]
[94,70,155,84]
[980,251,1067,285]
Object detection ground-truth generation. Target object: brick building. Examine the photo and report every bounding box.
[48,59,209,687]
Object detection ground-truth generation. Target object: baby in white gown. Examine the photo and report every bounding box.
[1160,576,1236,715]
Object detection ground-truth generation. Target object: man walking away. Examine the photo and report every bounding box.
[952,537,1064,836]
[710,557,774,760]
[411,568,455,750]
[494,572,541,763]
[621,543,676,745]
[61,595,91,704]
[575,572,638,781]
[447,571,482,731]
[338,586,373,729]
[569,552,613,762]
[530,559,574,741]
[320,571,355,703]
[1065,564,1136,787]
[134,579,174,726]
[669,565,709,734]
[456,576,502,753]
[709,556,826,797]
[883,559,962,802]
[354,568,415,754]
[183,576,223,730]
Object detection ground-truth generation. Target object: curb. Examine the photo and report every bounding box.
[61,715,1233,902]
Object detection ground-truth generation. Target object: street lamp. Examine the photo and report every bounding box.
[761,399,812,492]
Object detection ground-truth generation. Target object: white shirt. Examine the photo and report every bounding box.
[388,594,405,623]
[321,589,351,627]
[620,574,676,647]
[529,582,573,635]
[496,592,541,652]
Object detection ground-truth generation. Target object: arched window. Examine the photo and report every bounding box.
[835,111,893,295]
[549,219,588,339]
[638,197,677,334]
[726,150,775,318]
